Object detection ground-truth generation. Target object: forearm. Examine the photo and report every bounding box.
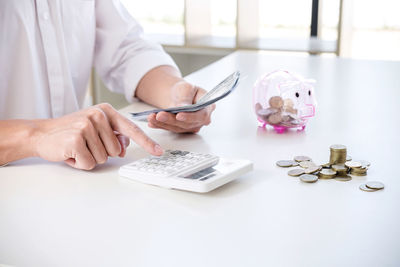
[135,65,183,109]
[0,120,38,165]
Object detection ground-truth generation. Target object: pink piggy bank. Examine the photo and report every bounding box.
[253,70,317,133]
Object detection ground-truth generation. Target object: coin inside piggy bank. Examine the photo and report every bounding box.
[253,70,317,133]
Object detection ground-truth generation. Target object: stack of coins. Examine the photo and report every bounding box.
[329,144,347,164]
[255,96,301,127]
[275,144,383,191]
[345,161,369,176]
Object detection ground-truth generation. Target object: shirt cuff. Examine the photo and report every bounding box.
[123,50,180,103]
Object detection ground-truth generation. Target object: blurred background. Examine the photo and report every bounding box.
[92,0,400,108]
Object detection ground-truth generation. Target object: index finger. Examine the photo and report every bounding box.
[98,103,163,156]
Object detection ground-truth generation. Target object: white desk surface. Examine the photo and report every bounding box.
[1,51,400,267]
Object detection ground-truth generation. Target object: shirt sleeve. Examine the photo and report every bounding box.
[94,0,179,103]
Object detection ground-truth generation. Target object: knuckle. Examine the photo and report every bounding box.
[97,102,113,111]
[89,107,106,121]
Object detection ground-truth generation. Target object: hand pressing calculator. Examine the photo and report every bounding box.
[119,150,253,193]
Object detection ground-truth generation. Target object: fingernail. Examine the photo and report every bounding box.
[154,144,163,155]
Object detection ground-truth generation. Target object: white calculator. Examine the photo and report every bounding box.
[119,150,253,193]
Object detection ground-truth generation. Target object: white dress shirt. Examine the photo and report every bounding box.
[0,0,177,119]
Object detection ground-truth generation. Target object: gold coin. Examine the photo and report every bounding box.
[366,181,384,190]
[269,96,284,109]
[350,171,367,176]
[335,176,352,182]
[300,174,318,183]
[359,184,377,192]
[294,156,312,162]
[288,169,305,177]
[299,161,317,169]
[276,160,297,167]
[305,165,321,174]
[345,161,362,168]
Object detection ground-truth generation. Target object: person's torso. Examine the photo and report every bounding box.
[0,0,96,119]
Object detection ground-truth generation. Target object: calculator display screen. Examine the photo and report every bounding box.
[181,167,218,181]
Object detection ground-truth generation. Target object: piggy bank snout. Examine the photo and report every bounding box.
[298,104,316,118]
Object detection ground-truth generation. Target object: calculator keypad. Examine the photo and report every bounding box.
[124,150,219,177]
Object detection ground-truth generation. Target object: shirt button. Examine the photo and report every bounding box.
[43,12,49,20]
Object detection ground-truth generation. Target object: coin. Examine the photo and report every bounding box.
[276,160,297,167]
[345,161,362,168]
[346,155,352,161]
[358,160,371,168]
[305,165,321,174]
[366,181,384,190]
[288,169,305,177]
[359,184,377,192]
[283,98,294,108]
[268,113,283,125]
[321,162,331,168]
[269,96,284,109]
[330,144,347,150]
[331,164,347,172]
[335,176,352,182]
[299,161,317,169]
[300,174,318,183]
[319,169,336,176]
[294,156,312,162]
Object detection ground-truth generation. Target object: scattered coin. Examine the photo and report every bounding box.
[294,156,312,162]
[319,169,337,179]
[345,161,362,168]
[276,160,297,167]
[366,181,384,190]
[276,145,381,191]
[305,165,321,174]
[359,184,377,192]
[300,174,318,183]
[288,169,305,177]
[335,176,352,182]
[299,161,317,169]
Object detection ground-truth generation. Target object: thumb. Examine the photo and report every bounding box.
[171,81,198,106]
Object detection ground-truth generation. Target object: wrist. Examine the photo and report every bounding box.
[27,119,47,158]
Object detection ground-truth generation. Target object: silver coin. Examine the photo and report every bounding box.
[276,160,297,168]
[330,144,347,150]
[288,169,305,177]
[299,161,317,169]
[294,156,312,162]
[359,184,377,192]
[332,164,347,172]
[358,160,371,168]
[305,165,321,174]
[300,174,318,183]
[346,155,352,161]
[366,181,384,190]
[345,161,362,168]
[319,169,337,176]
